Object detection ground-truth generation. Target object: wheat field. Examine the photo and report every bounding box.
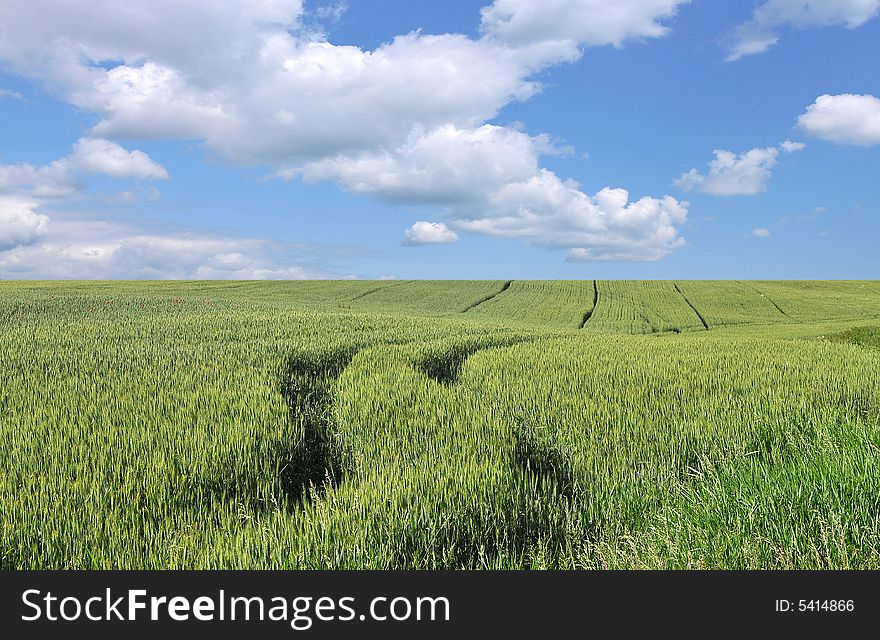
[1,280,879,569]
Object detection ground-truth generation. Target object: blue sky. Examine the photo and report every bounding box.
[0,0,878,279]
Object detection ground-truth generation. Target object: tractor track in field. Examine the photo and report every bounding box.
[348,280,409,302]
[578,280,599,329]
[673,283,710,330]
[461,280,513,313]
[419,333,540,384]
[277,331,538,509]
[278,331,573,568]
[738,281,789,318]
[276,345,364,508]
[276,335,421,509]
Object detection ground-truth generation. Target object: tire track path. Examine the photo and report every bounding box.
[674,283,709,330]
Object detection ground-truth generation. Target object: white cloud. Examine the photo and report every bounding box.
[456,172,688,261]
[0,0,686,164]
[481,0,690,48]
[0,138,167,198]
[68,138,169,180]
[402,222,459,246]
[729,0,880,60]
[675,141,804,196]
[0,197,49,251]
[675,148,779,196]
[0,9,556,163]
[0,212,338,280]
[752,227,771,238]
[0,1,305,77]
[797,94,880,146]
[291,124,545,204]
[0,0,695,265]
[779,139,806,153]
[81,63,235,142]
[290,125,688,260]
[0,161,79,198]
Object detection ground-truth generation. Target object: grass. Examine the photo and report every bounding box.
[829,326,880,350]
[1,280,879,569]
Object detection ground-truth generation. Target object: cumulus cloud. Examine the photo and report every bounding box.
[0,0,687,164]
[0,88,24,100]
[0,4,555,163]
[402,222,459,246]
[67,138,170,180]
[779,139,807,153]
[290,124,546,204]
[0,197,49,251]
[481,0,690,48]
[675,148,779,196]
[0,138,168,198]
[797,94,880,146]
[80,62,238,142]
[728,0,880,60]
[0,0,692,163]
[289,125,688,260]
[457,172,688,261]
[0,0,695,266]
[675,141,804,196]
[752,227,771,238]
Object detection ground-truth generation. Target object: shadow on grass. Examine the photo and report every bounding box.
[274,347,361,509]
[419,335,535,385]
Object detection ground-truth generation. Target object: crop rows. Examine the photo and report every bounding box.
[465,280,597,329]
[584,281,707,334]
[671,281,790,328]
[748,281,880,323]
[1,281,879,569]
[346,280,509,315]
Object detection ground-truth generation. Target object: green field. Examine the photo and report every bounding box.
[1,280,879,569]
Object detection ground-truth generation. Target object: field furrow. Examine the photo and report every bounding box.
[578,280,598,329]
[672,281,792,327]
[674,283,710,330]
[585,281,707,334]
[464,280,598,328]
[349,280,509,315]
[462,280,513,313]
